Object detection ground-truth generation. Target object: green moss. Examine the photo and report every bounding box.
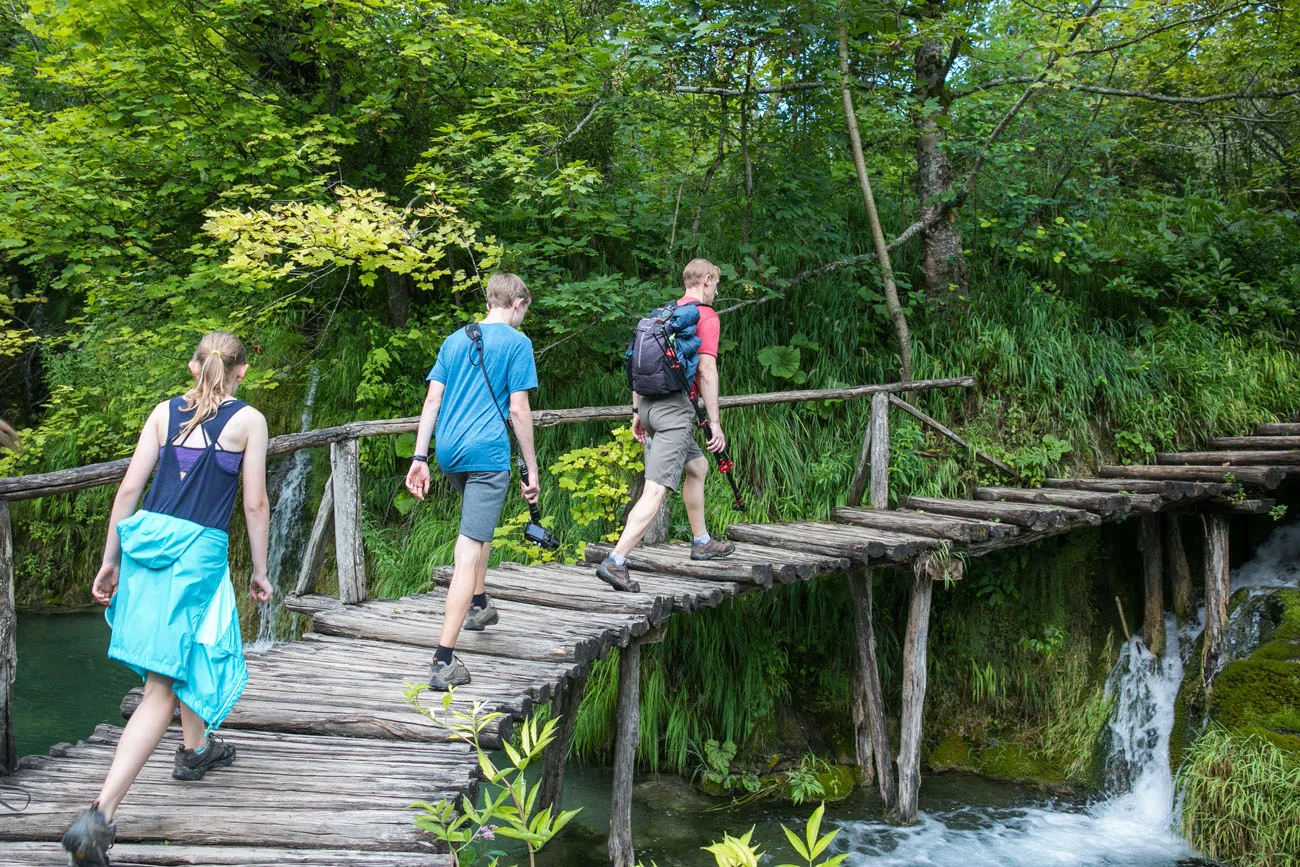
[1271,589,1300,641]
[977,744,1067,785]
[928,734,977,773]
[1213,657,1300,733]
[811,765,856,801]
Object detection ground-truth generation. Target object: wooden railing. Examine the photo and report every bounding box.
[0,375,979,774]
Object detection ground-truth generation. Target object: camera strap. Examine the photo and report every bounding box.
[465,322,523,468]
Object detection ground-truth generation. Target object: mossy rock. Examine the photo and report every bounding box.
[760,764,856,804]
[977,743,1067,785]
[928,734,977,773]
[1213,657,1300,733]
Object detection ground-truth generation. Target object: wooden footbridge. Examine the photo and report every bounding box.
[0,378,1296,866]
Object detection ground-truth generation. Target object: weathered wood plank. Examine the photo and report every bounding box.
[974,486,1130,517]
[726,522,938,564]
[294,476,334,596]
[583,542,772,586]
[900,496,1085,530]
[1208,436,1300,449]
[330,439,366,604]
[1156,449,1300,465]
[848,566,894,808]
[0,842,451,867]
[895,556,935,825]
[835,508,987,542]
[1138,515,1165,656]
[433,564,673,623]
[1255,422,1300,437]
[1166,515,1193,626]
[1100,464,1286,489]
[1041,478,1232,500]
[1198,498,1277,515]
[609,642,641,867]
[869,391,890,510]
[1202,515,1230,689]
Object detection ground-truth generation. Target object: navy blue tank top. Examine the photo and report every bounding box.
[141,397,248,531]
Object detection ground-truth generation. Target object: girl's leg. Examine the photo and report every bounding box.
[179,701,208,752]
[95,672,178,819]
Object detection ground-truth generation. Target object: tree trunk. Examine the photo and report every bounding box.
[385,270,411,328]
[609,643,641,867]
[0,502,15,774]
[1138,515,1165,656]
[838,25,913,382]
[1201,516,1230,691]
[539,676,587,812]
[911,16,969,300]
[1165,515,1194,626]
[849,566,896,808]
[896,556,935,824]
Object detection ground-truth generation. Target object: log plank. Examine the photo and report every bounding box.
[1208,436,1300,449]
[974,486,1130,516]
[1100,464,1286,488]
[0,842,451,867]
[899,496,1085,530]
[1156,449,1300,465]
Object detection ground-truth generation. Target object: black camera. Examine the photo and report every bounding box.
[519,462,561,550]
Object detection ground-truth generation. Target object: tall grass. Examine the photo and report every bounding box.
[1179,727,1300,866]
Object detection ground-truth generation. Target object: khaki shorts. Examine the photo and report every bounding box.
[641,392,705,492]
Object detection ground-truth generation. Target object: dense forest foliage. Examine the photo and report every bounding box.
[3,0,1299,860]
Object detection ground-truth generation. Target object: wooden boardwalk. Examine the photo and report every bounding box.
[2,415,1299,864]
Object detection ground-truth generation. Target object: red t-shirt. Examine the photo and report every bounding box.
[680,296,720,357]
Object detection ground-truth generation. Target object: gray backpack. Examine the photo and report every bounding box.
[624,301,702,396]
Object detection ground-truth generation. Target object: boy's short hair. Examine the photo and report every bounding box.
[683,258,721,289]
[485,273,530,308]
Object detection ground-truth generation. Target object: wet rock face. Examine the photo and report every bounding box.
[1211,587,1300,751]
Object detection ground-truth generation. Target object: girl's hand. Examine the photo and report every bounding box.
[250,571,273,603]
[91,563,119,605]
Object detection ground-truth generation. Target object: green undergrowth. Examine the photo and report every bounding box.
[1177,587,1300,865]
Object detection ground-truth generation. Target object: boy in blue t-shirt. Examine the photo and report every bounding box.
[405,273,540,690]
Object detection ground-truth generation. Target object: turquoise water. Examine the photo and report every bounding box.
[12,611,139,760]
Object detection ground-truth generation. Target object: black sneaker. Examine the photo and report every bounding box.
[61,803,115,867]
[596,557,640,593]
[463,597,499,632]
[172,734,236,781]
[429,655,471,691]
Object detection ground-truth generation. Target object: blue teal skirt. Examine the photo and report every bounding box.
[105,510,248,731]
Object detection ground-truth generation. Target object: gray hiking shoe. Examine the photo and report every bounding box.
[595,557,640,593]
[173,733,236,781]
[61,803,115,867]
[691,538,735,560]
[463,597,500,632]
[429,655,471,691]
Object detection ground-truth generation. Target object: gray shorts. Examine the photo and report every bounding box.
[641,392,705,492]
[443,470,510,542]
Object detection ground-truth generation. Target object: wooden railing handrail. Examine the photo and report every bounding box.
[0,376,975,501]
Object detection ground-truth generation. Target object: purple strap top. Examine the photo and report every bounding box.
[140,397,248,531]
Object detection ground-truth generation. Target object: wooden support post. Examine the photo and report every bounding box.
[329,440,366,605]
[539,676,587,813]
[0,502,15,774]
[896,555,934,825]
[609,643,641,867]
[1165,515,1193,626]
[1137,515,1165,656]
[869,392,890,510]
[1201,515,1230,689]
[848,566,896,808]
[847,416,873,508]
[294,475,334,597]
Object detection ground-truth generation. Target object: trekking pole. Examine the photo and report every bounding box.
[688,395,747,512]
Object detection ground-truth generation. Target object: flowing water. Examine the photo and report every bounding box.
[248,366,319,651]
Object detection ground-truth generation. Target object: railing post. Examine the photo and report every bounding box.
[1165,515,1193,626]
[0,501,16,774]
[294,474,335,597]
[1201,515,1230,689]
[330,440,366,605]
[609,642,641,867]
[1138,515,1165,656]
[869,391,890,510]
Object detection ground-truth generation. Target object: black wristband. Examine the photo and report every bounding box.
[412,455,429,463]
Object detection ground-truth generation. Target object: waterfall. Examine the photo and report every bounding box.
[248,367,320,652]
[1099,613,1187,827]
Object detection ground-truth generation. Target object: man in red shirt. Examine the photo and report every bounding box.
[596,259,734,591]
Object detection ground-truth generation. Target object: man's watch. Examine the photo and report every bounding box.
[412,455,429,463]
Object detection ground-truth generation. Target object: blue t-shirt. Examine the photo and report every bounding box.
[428,322,538,473]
